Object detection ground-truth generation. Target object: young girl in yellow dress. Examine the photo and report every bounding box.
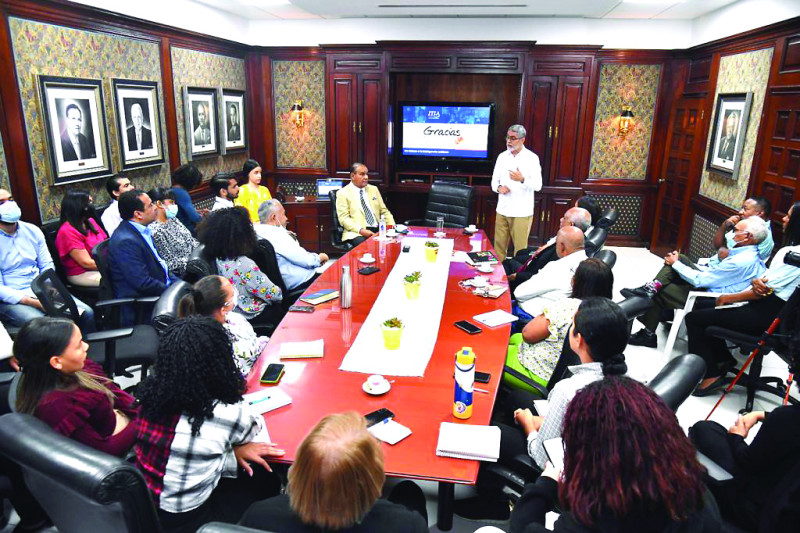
[235,159,272,222]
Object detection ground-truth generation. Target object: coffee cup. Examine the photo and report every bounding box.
[362,253,374,261]
[477,263,494,273]
[466,224,477,232]
[367,374,387,390]
[472,276,488,287]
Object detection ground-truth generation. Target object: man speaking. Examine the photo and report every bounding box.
[491,124,542,262]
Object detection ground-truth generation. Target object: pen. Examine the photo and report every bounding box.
[249,395,272,405]
[474,387,489,394]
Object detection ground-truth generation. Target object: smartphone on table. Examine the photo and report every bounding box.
[454,320,482,335]
[260,363,285,385]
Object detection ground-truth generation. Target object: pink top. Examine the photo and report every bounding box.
[55,219,108,276]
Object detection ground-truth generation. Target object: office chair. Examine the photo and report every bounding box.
[328,190,354,252]
[584,226,608,257]
[0,413,162,533]
[150,280,192,334]
[593,248,616,268]
[197,523,268,533]
[183,243,217,284]
[403,181,474,228]
[255,238,307,310]
[596,207,619,230]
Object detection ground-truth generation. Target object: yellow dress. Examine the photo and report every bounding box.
[235,184,272,223]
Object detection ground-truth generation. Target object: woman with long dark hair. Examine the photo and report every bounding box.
[234,159,272,223]
[511,376,719,533]
[687,201,800,394]
[14,317,138,456]
[170,163,205,235]
[55,189,107,286]
[135,316,282,532]
[148,187,198,277]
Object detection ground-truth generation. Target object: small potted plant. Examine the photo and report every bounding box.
[424,240,439,262]
[403,271,422,300]
[381,317,404,350]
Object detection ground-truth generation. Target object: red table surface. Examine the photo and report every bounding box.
[246,227,512,485]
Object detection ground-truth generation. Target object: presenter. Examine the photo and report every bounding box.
[491,124,542,262]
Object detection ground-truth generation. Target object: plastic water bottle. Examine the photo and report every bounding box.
[379,214,386,240]
[453,347,476,419]
[340,265,352,309]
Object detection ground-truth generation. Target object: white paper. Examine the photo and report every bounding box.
[368,419,412,445]
[316,258,336,275]
[533,399,550,417]
[473,309,519,327]
[279,339,324,359]
[248,413,272,443]
[435,422,501,461]
[243,387,292,414]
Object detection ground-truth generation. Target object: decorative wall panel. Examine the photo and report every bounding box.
[687,213,718,263]
[171,47,248,177]
[699,48,774,209]
[272,60,326,169]
[589,64,662,180]
[9,17,170,222]
[588,193,642,236]
[0,135,8,191]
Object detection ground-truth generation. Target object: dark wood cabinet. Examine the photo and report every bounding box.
[283,199,336,255]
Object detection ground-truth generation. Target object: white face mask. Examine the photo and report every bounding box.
[0,200,22,223]
[165,204,179,219]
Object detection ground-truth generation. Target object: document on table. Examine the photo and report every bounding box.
[279,339,324,359]
[368,419,412,445]
[244,387,292,414]
[473,309,519,327]
[316,258,336,275]
[435,422,501,462]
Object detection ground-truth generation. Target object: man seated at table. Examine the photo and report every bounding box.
[708,196,773,264]
[210,172,239,211]
[503,206,591,291]
[255,199,329,291]
[108,189,177,325]
[336,162,394,247]
[514,226,587,317]
[623,216,768,348]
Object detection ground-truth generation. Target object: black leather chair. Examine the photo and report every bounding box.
[584,226,608,257]
[183,243,217,284]
[255,239,306,310]
[197,523,267,533]
[648,353,706,410]
[617,294,652,335]
[404,181,474,228]
[328,190,354,252]
[0,413,162,533]
[150,280,192,334]
[596,207,619,230]
[593,248,616,268]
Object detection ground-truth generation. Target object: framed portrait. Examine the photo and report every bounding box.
[37,75,113,185]
[706,92,753,181]
[112,79,165,170]
[221,89,246,154]
[183,87,218,159]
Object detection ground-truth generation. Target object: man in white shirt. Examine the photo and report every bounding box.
[100,175,134,236]
[491,124,543,262]
[255,200,329,291]
[514,226,587,317]
[209,172,240,211]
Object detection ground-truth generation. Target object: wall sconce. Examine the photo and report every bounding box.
[618,105,634,138]
[290,100,305,128]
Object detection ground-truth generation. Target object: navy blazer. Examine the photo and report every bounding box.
[107,220,176,304]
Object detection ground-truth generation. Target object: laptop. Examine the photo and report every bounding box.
[317,178,344,199]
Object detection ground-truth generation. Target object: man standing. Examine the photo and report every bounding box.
[100,175,134,236]
[60,103,95,162]
[210,172,240,211]
[193,103,211,145]
[335,163,395,247]
[227,104,241,141]
[491,124,542,262]
[255,199,329,291]
[126,103,153,152]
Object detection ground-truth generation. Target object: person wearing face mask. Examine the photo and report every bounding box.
[709,196,774,265]
[148,187,198,278]
[0,189,96,332]
[235,159,272,224]
[55,189,107,287]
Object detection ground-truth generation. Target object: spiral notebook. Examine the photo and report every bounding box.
[435,422,501,462]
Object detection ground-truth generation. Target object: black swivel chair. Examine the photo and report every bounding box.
[584,226,608,257]
[328,190,354,252]
[596,207,619,230]
[255,239,307,310]
[593,248,616,268]
[0,413,162,533]
[150,280,192,334]
[403,181,474,228]
[183,244,217,284]
[197,523,268,533]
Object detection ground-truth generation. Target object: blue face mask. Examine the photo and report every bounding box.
[165,204,179,219]
[0,200,22,223]
[725,230,736,249]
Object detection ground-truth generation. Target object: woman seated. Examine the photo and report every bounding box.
[178,275,268,376]
[135,316,282,533]
[511,376,720,533]
[198,207,282,324]
[235,159,272,223]
[239,412,428,533]
[148,187,199,278]
[170,163,205,235]
[14,316,138,456]
[504,258,613,393]
[55,189,108,287]
[686,200,800,395]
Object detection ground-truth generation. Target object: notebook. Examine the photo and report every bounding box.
[243,387,292,415]
[466,251,498,265]
[473,309,519,327]
[300,289,339,305]
[279,339,324,359]
[435,422,501,462]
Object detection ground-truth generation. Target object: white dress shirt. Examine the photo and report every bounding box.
[212,196,234,211]
[101,200,122,236]
[515,249,588,316]
[491,146,543,218]
[255,223,321,290]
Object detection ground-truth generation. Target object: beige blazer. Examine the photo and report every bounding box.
[335,182,395,242]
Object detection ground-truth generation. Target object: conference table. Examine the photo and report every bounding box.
[246,227,512,530]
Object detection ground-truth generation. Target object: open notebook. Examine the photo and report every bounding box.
[435,422,501,462]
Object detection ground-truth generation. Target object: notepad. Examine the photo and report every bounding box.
[368,419,412,445]
[279,339,324,360]
[435,422,501,462]
[466,251,498,265]
[473,309,519,327]
[300,289,339,305]
[243,387,292,414]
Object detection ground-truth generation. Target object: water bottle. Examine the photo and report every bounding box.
[340,265,352,309]
[379,214,387,240]
[453,347,476,419]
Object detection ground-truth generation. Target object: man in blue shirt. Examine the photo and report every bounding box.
[709,196,774,263]
[626,216,768,347]
[0,189,95,331]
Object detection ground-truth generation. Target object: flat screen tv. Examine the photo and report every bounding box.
[398,102,495,166]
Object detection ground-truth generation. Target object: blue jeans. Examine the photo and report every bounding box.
[0,297,96,334]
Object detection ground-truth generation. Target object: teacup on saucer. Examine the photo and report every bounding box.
[477,264,494,273]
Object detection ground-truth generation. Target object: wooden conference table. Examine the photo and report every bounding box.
[246,227,512,530]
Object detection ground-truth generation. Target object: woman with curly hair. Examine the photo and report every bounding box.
[178,275,267,376]
[55,189,107,286]
[511,376,719,533]
[14,316,139,456]
[135,316,282,533]
[235,159,272,223]
[198,206,282,323]
[148,187,198,277]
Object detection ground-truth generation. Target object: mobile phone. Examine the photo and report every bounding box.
[543,437,565,472]
[260,363,285,385]
[402,245,411,253]
[364,407,395,427]
[358,266,380,275]
[288,304,314,313]
[475,371,491,383]
[454,320,482,335]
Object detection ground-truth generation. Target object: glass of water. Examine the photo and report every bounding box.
[436,216,445,234]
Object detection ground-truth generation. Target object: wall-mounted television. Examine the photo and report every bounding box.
[397,102,495,168]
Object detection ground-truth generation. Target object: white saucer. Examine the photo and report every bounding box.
[433,231,446,237]
[359,257,376,264]
[363,380,391,395]
[386,230,398,237]
[465,227,478,233]
[477,265,494,273]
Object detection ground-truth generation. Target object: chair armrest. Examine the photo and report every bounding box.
[94,298,136,309]
[705,326,761,347]
[696,451,734,482]
[403,218,427,226]
[503,365,548,398]
[684,291,718,312]
[511,453,543,480]
[85,328,135,343]
[197,523,265,533]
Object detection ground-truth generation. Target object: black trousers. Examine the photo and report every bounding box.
[685,294,785,378]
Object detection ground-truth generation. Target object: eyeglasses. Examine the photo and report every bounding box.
[505,136,520,141]
[224,287,239,309]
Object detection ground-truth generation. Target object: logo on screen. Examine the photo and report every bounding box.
[427,110,440,119]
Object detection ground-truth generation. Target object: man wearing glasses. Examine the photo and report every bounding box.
[490,124,542,262]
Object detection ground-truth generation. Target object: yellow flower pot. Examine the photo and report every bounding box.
[425,247,438,263]
[404,281,421,300]
[381,325,403,350]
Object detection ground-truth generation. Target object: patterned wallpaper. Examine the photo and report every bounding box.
[9,17,171,222]
[272,60,326,169]
[0,135,8,191]
[589,64,662,180]
[171,47,249,178]
[698,48,773,209]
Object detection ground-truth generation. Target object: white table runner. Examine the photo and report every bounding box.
[338,236,454,376]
